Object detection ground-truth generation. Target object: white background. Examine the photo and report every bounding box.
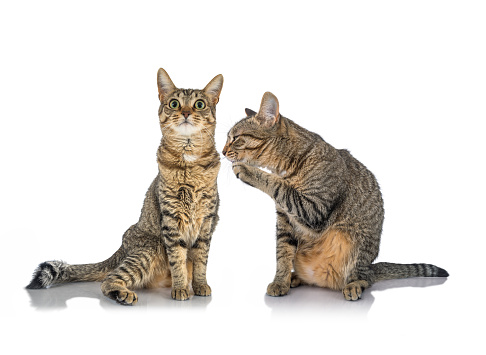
[1,1,485,353]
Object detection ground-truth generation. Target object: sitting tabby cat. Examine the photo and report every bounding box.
[223,92,448,301]
[27,69,223,305]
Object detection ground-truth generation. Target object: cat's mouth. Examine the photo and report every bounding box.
[173,120,202,136]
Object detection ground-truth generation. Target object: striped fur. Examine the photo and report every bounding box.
[223,92,448,301]
[27,69,223,305]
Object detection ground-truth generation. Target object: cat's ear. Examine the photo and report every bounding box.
[245,108,257,116]
[157,68,176,102]
[256,92,279,127]
[203,74,224,105]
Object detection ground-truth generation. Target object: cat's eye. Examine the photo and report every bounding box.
[169,99,180,109]
[194,100,206,110]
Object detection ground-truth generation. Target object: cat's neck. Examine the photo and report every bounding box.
[262,117,330,176]
[157,130,218,167]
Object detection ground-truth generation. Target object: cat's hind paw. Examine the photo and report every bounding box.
[107,289,138,306]
[290,273,303,288]
[342,280,368,301]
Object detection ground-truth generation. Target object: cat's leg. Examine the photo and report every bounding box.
[189,239,211,296]
[267,209,298,296]
[342,264,374,301]
[159,213,191,300]
[166,243,190,300]
[342,230,379,301]
[101,248,159,305]
[233,163,329,231]
[189,215,217,297]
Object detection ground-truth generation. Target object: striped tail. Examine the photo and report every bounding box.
[26,247,124,289]
[371,262,449,282]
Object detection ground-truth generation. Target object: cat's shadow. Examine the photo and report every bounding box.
[25,282,212,310]
[26,278,447,313]
[264,277,448,317]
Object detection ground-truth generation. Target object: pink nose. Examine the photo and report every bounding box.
[182,111,190,119]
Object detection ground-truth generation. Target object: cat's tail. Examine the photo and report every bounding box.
[26,247,125,289]
[370,262,449,282]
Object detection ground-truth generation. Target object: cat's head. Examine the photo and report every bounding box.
[157,68,224,137]
[223,92,281,168]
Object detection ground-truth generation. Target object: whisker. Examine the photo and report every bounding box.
[201,127,216,145]
[198,128,204,157]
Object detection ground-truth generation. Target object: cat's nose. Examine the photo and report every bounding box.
[222,144,229,156]
[182,111,191,119]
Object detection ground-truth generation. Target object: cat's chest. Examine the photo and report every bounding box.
[173,184,216,243]
[158,167,218,243]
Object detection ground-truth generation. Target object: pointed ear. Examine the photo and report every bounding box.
[256,92,279,127]
[245,108,257,117]
[203,74,224,105]
[157,68,176,102]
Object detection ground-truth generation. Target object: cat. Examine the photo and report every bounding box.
[223,91,448,301]
[27,68,224,305]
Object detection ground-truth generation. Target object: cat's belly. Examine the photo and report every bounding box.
[181,214,205,246]
[294,228,354,290]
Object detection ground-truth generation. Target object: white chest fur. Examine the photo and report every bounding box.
[183,154,198,162]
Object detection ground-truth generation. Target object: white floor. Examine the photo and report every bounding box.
[8,267,477,354]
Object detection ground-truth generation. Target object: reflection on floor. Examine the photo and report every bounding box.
[25,282,212,310]
[266,277,447,317]
[26,277,447,317]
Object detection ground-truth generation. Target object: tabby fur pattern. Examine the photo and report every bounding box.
[27,69,223,305]
[223,92,448,301]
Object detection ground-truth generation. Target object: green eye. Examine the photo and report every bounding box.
[169,99,180,109]
[194,100,206,110]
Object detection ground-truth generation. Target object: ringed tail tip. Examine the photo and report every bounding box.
[26,260,67,289]
[437,267,449,277]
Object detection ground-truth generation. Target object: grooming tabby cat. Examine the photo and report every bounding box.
[223,92,448,301]
[27,69,223,305]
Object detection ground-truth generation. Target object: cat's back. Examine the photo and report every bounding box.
[286,119,380,200]
[337,148,381,194]
[335,148,384,234]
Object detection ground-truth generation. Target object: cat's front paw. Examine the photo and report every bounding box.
[171,287,190,301]
[193,283,212,297]
[232,162,251,180]
[232,162,260,188]
[266,281,290,297]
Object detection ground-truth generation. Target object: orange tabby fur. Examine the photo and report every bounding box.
[294,229,354,290]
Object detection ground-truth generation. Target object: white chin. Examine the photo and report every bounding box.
[174,124,201,136]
